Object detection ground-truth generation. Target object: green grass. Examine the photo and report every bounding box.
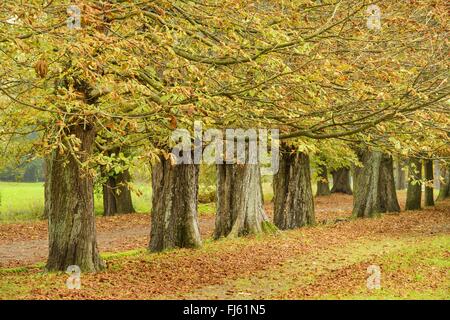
[0,181,153,221]
[317,235,450,300]
[0,182,45,221]
[175,234,450,300]
[0,181,216,222]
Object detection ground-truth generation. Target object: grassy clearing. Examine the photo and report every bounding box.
[311,235,450,300]
[0,182,45,221]
[0,181,153,221]
[0,182,217,221]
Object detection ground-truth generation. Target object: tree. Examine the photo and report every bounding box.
[150,153,202,252]
[424,159,435,206]
[215,162,275,238]
[100,149,135,216]
[273,147,315,229]
[437,165,450,201]
[46,122,105,272]
[394,159,407,190]
[405,158,423,211]
[353,150,400,218]
[331,168,353,195]
[102,169,135,216]
[316,164,331,196]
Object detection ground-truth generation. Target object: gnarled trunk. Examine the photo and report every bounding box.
[316,165,331,196]
[394,159,407,190]
[103,169,135,216]
[46,124,105,272]
[149,155,201,252]
[214,163,275,239]
[424,160,435,206]
[273,151,315,229]
[437,165,450,201]
[405,158,422,211]
[353,151,400,218]
[331,168,353,195]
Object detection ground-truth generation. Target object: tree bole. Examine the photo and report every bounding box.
[353,150,400,218]
[316,164,331,196]
[405,158,422,211]
[103,169,135,216]
[331,168,353,195]
[424,159,435,206]
[149,154,202,252]
[273,150,315,229]
[214,163,275,239]
[394,159,407,190]
[437,165,450,201]
[46,124,105,272]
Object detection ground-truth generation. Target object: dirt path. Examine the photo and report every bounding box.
[0,216,215,268]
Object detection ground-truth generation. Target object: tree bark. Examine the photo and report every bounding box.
[405,158,422,211]
[433,160,440,189]
[424,160,435,206]
[214,163,275,239]
[394,159,407,190]
[331,168,353,195]
[316,165,331,196]
[103,169,135,216]
[43,157,52,219]
[436,165,450,201]
[46,124,105,272]
[149,154,202,252]
[103,176,117,216]
[273,150,315,229]
[353,151,400,218]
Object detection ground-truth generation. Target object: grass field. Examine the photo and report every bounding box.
[0,182,153,221]
[0,182,46,221]
[0,182,220,222]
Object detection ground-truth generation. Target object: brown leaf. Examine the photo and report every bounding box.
[169,115,177,129]
[34,59,48,78]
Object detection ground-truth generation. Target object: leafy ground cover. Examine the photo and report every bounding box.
[0,194,448,300]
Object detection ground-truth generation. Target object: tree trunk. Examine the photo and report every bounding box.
[424,160,435,206]
[103,169,135,216]
[273,151,315,229]
[436,165,450,201]
[433,160,440,189]
[394,159,407,190]
[331,168,353,195]
[43,157,52,220]
[353,151,400,218]
[259,165,265,204]
[103,176,117,217]
[316,165,331,196]
[46,124,105,272]
[149,155,202,252]
[405,158,422,211]
[214,163,275,239]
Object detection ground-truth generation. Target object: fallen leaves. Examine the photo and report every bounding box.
[0,195,448,300]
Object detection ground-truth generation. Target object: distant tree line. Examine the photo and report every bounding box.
[0,159,44,182]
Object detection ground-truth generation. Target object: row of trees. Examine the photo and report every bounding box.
[0,1,448,271]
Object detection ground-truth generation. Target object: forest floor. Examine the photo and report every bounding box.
[0,193,449,300]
